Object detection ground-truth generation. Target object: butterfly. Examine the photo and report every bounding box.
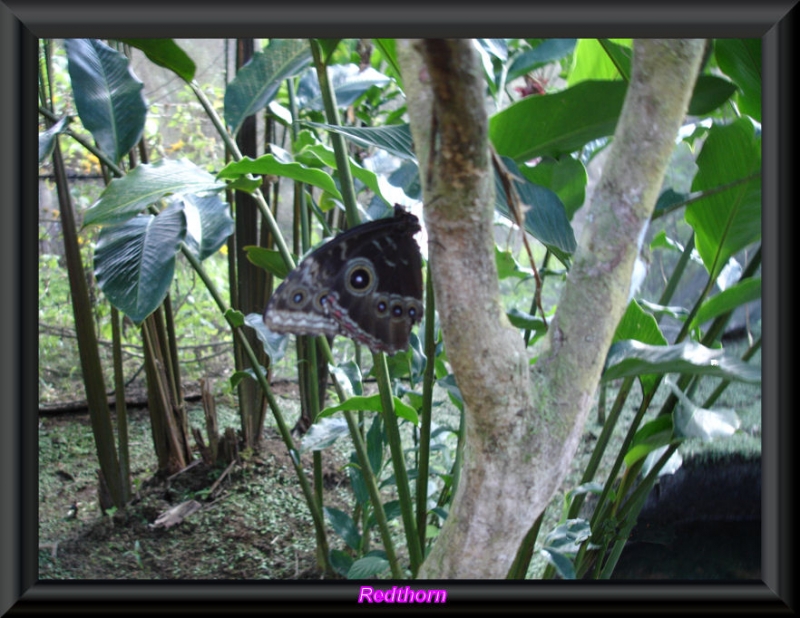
[264,205,424,355]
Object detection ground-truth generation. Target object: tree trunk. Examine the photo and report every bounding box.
[399,39,706,578]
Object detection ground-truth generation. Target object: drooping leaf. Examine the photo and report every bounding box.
[120,38,196,82]
[224,39,312,136]
[64,38,147,164]
[603,340,761,384]
[667,379,742,441]
[83,158,226,227]
[93,204,186,323]
[687,75,738,116]
[245,312,288,361]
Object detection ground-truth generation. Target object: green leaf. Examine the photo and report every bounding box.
[669,380,741,441]
[568,39,632,85]
[540,549,577,580]
[299,418,350,453]
[491,80,627,161]
[120,38,196,82]
[506,39,577,82]
[323,506,361,551]
[347,555,390,579]
[93,204,186,324]
[365,500,402,530]
[39,116,69,164]
[65,38,147,164]
[624,415,674,467]
[83,158,226,228]
[304,121,415,161]
[347,452,369,506]
[329,549,354,578]
[686,119,761,280]
[518,156,587,220]
[217,155,342,200]
[506,308,548,335]
[315,39,341,63]
[297,64,391,111]
[612,300,668,395]
[224,39,312,136]
[180,193,234,260]
[244,313,288,361]
[245,246,293,279]
[687,75,738,116]
[495,247,532,280]
[715,38,761,122]
[494,156,577,258]
[690,277,761,330]
[366,414,384,476]
[318,394,419,426]
[295,141,387,202]
[603,340,761,384]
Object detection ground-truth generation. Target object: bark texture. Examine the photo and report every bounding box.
[399,39,706,578]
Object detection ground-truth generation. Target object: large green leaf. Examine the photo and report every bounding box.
[224,39,312,136]
[216,155,342,200]
[120,38,196,82]
[715,38,761,122]
[490,80,627,161]
[491,75,736,163]
[686,119,761,279]
[603,340,761,384]
[64,38,147,164]
[83,158,226,227]
[304,121,415,161]
[494,156,577,259]
[94,204,186,324]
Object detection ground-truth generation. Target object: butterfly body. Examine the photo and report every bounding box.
[264,205,424,355]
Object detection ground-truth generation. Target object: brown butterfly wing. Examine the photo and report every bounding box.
[264,207,423,355]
